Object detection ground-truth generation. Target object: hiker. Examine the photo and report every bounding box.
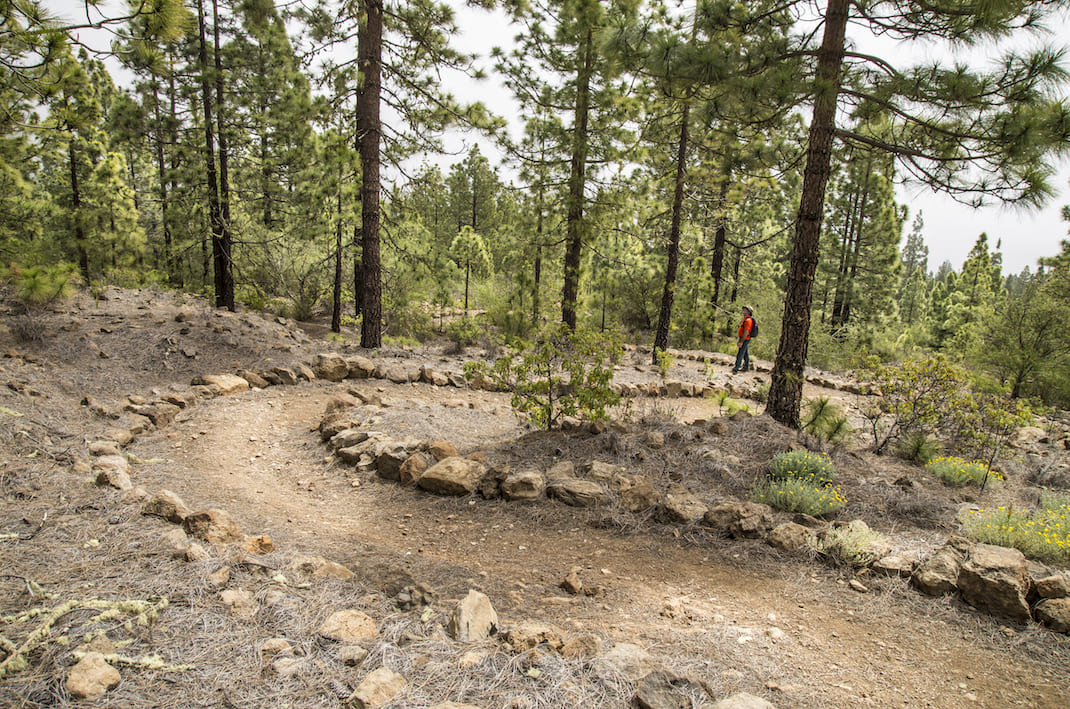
[732,306,755,374]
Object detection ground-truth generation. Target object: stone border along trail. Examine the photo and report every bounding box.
[75,352,1068,709]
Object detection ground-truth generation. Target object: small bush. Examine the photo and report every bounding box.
[444,316,483,353]
[752,477,847,517]
[769,450,836,487]
[802,397,853,446]
[654,348,672,378]
[816,522,889,567]
[897,431,941,465]
[5,262,77,305]
[925,456,999,487]
[962,502,1070,564]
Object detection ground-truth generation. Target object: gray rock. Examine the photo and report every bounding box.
[703,501,774,539]
[142,489,191,523]
[292,362,316,382]
[546,460,575,480]
[635,670,701,709]
[271,367,298,385]
[331,428,370,450]
[659,487,708,524]
[872,551,917,578]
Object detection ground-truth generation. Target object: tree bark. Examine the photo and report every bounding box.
[196,0,225,308]
[561,28,594,330]
[212,0,234,311]
[68,140,88,281]
[766,0,849,428]
[357,0,383,348]
[653,101,691,362]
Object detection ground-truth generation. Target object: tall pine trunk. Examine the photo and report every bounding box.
[68,140,89,281]
[561,28,594,330]
[357,0,383,348]
[766,0,849,428]
[196,0,225,308]
[212,0,234,311]
[653,101,690,362]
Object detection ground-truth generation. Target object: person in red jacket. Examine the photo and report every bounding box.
[731,306,754,373]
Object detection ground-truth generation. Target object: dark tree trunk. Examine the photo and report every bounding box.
[152,85,173,283]
[196,0,225,308]
[710,179,729,306]
[766,0,849,428]
[653,102,690,362]
[562,28,594,330]
[68,140,88,281]
[332,161,343,333]
[212,0,234,311]
[357,0,383,348]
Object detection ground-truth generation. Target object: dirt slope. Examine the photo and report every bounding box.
[1,287,1068,708]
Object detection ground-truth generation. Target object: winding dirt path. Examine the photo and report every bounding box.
[129,380,1069,709]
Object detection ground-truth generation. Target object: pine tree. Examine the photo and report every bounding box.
[766,0,1070,428]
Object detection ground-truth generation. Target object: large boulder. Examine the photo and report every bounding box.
[956,543,1032,621]
[417,457,486,496]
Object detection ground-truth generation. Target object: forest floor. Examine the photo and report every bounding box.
[1,286,1069,709]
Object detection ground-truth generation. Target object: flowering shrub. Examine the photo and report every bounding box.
[768,450,836,487]
[925,456,999,487]
[751,477,847,517]
[963,502,1070,564]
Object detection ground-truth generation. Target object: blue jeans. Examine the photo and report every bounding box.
[733,339,750,372]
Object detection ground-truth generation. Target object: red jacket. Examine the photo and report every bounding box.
[738,316,754,340]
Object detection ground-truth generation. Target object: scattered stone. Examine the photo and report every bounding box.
[185,542,210,562]
[161,528,190,557]
[142,489,191,523]
[873,551,917,578]
[710,692,778,709]
[260,638,294,659]
[1034,598,1070,633]
[448,590,498,642]
[634,669,701,709]
[642,431,665,449]
[271,367,298,385]
[237,369,270,389]
[399,452,430,486]
[597,642,659,681]
[88,440,122,457]
[547,478,607,507]
[104,427,134,446]
[503,621,565,652]
[584,461,621,481]
[183,508,244,544]
[66,652,121,699]
[312,353,349,381]
[190,374,250,395]
[347,667,407,708]
[703,501,774,539]
[340,645,370,667]
[766,523,814,552]
[912,538,968,596]
[220,588,257,618]
[849,579,869,593]
[428,440,459,460]
[396,584,434,611]
[658,486,708,524]
[616,474,660,512]
[561,568,584,595]
[345,356,376,379]
[1036,574,1070,599]
[957,543,1032,622]
[127,402,181,427]
[207,566,231,589]
[545,461,575,480]
[561,634,603,658]
[319,610,377,642]
[417,457,487,496]
[93,455,132,490]
[428,703,484,709]
[272,657,303,678]
[501,469,546,502]
[241,534,275,555]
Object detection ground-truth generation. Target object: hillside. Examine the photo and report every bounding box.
[1,287,1068,709]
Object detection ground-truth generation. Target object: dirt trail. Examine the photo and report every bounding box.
[127,379,1069,709]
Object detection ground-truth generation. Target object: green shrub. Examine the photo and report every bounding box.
[962,501,1070,564]
[769,450,836,487]
[654,347,672,378]
[802,397,853,446]
[444,316,483,352]
[752,477,847,517]
[5,262,78,305]
[897,431,941,465]
[925,456,999,487]
[816,522,889,567]
[465,324,623,429]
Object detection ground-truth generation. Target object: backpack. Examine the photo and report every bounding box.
[748,316,758,338]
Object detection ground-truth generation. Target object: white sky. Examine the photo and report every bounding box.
[46,0,1070,274]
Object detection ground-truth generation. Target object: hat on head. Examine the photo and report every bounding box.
[742,305,753,314]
